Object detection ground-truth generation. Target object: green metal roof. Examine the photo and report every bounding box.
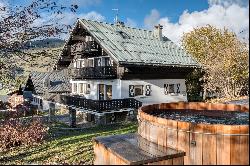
[79,19,200,68]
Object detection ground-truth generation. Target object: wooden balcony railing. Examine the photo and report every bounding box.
[69,66,117,79]
[59,95,142,112]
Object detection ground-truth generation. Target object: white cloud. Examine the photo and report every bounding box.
[31,11,105,39]
[144,2,249,45]
[79,11,105,21]
[32,11,105,26]
[208,0,249,7]
[125,18,137,27]
[144,9,160,29]
[0,0,8,19]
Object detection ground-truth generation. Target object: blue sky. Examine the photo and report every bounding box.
[9,0,210,26]
[72,0,209,27]
[4,0,249,44]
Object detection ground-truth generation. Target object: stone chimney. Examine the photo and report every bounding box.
[153,24,163,41]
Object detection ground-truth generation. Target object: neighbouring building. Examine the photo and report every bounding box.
[25,70,70,110]
[25,19,200,124]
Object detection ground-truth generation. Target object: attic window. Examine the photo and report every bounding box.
[118,31,130,39]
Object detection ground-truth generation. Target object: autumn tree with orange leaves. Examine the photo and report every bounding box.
[182,25,249,99]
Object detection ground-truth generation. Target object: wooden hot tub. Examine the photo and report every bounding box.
[138,102,249,165]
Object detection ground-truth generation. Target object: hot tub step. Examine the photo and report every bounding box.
[93,133,185,165]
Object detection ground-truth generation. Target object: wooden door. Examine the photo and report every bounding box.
[106,85,112,100]
[98,84,105,100]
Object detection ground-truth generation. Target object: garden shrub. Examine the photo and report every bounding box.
[0,118,48,150]
[0,107,38,120]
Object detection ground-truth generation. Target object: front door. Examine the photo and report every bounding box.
[98,84,105,100]
[106,85,112,100]
[98,84,112,100]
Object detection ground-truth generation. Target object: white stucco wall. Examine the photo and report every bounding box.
[70,79,121,100]
[120,79,187,105]
[70,79,187,105]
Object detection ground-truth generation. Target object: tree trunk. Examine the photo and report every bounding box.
[203,88,207,100]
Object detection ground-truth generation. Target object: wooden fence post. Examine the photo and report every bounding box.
[69,105,76,128]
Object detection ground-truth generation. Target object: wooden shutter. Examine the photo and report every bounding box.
[129,85,135,97]
[145,85,151,96]
[176,83,180,94]
[164,84,169,95]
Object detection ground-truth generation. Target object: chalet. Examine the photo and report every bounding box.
[25,19,200,124]
[54,19,200,104]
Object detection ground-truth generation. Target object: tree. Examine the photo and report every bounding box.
[185,68,205,101]
[182,25,249,99]
[0,0,78,88]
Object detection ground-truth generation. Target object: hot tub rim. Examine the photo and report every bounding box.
[138,102,249,135]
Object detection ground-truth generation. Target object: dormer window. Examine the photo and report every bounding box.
[118,31,130,39]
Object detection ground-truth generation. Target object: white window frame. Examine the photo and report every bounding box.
[101,56,112,66]
[164,83,181,95]
[87,58,94,67]
[72,83,77,94]
[78,83,91,95]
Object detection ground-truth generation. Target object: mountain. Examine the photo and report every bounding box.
[24,38,65,48]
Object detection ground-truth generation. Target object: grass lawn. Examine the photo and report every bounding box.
[0,122,138,165]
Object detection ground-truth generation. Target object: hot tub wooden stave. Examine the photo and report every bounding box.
[138,102,249,165]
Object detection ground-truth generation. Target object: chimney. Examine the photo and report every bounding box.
[117,21,125,27]
[153,24,163,41]
[43,75,50,88]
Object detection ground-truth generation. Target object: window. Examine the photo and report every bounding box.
[79,83,84,93]
[169,84,175,94]
[72,83,77,93]
[94,58,102,67]
[88,58,94,67]
[74,59,85,68]
[134,85,143,96]
[76,60,81,68]
[164,83,181,95]
[78,83,91,94]
[102,57,111,66]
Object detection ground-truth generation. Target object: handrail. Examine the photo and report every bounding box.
[58,95,142,112]
[70,66,117,79]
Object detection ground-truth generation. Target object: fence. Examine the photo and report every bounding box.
[59,95,142,112]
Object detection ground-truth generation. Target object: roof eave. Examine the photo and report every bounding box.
[119,61,201,68]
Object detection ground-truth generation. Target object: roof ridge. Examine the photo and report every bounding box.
[81,18,153,33]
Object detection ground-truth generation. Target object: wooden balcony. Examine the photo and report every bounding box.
[69,66,117,79]
[59,95,142,112]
